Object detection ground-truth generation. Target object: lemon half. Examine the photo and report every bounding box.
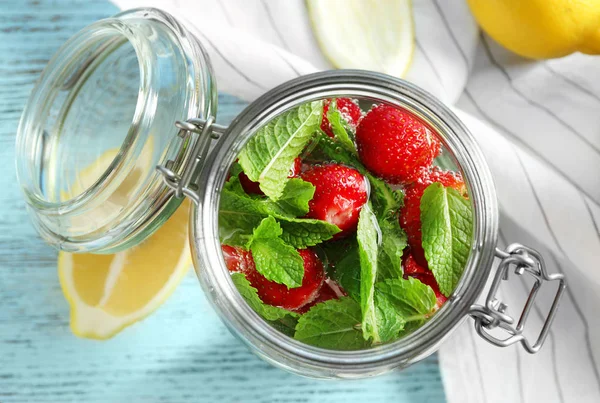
[58,200,191,339]
[58,145,191,339]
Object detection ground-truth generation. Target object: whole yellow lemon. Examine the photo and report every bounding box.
[467,0,600,59]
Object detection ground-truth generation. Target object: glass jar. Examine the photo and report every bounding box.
[15,8,566,379]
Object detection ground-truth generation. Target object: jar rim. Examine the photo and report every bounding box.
[15,8,217,253]
[192,70,499,376]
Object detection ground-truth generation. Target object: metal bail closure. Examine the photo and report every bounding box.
[156,117,227,204]
[468,244,567,353]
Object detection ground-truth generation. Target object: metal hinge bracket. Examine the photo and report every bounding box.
[469,243,566,353]
[156,117,226,204]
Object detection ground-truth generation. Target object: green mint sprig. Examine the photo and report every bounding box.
[370,178,404,219]
[326,99,357,154]
[219,188,340,248]
[376,218,407,281]
[373,290,407,343]
[352,202,432,344]
[277,218,341,248]
[294,297,368,350]
[356,203,382,343]
[372,276,438,343]
[246,217,304,288]
[321,197,405,294]
[325,242,361,302]
[219,188,271,245]
[269,315,300,337]
[326,219,407,304]
[375,277,437,318]
[421,182,473,297]
[224,167,315,217]
[238,101,323,200]
[273,178,315,217]
[228,161,244,178]
[223,163,246,195]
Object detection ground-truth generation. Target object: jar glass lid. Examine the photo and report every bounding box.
[15,8,216,253]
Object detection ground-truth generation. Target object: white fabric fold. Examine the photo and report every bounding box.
[111,1,600,401]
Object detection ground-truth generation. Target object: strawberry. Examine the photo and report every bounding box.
[221,245,255,275]
[239,157,302,195]
[295,279,347,314]
[402,252,447,308]
[400,167,466,267]
[249,248,325,310]
[238,172,262,195]
[321,98,363,137]
[355,104,441,183]
[300,164,368,237]
[222,245,325,310]
[402,251,429,276]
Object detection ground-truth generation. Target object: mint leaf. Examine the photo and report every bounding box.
[421,183,473,297]
[327,243,361,302]
[231,273,299,321]
[327,99,357,154]
[247,217,304,288]
[224,173,246,195]
[368,277,436,343]
[356,204,411,343]
[370,277,436,342]
[376,218,407,281]
[238,101,323,200]
[219,189,340,248]
[375,277,437,317]
[294,297,368,350]
[313,132,363,168]
[274,178,315,216]
[278,218,340,248]
[268,315,299,337]
[369,176,404,218]
[374,291,406,343]
[219,189,265,245]
[321,239,356,265]
[229,161,243,177]
[357,203,381,343]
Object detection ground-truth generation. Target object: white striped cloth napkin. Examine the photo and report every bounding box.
[112,1,600,401]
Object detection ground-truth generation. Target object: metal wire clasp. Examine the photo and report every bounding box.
[469,244,566,353]
[156,117,227,204]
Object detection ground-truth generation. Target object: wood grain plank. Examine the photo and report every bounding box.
[0,1,446,401]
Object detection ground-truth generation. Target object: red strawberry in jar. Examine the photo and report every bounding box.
[355,104,441,184]
[300,164,368,238]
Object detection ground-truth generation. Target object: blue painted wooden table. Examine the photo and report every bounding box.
[0,1,446,401]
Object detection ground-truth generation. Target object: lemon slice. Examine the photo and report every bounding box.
[307,0,415,77]
[59,199,191,339]
[57,142,190,339]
